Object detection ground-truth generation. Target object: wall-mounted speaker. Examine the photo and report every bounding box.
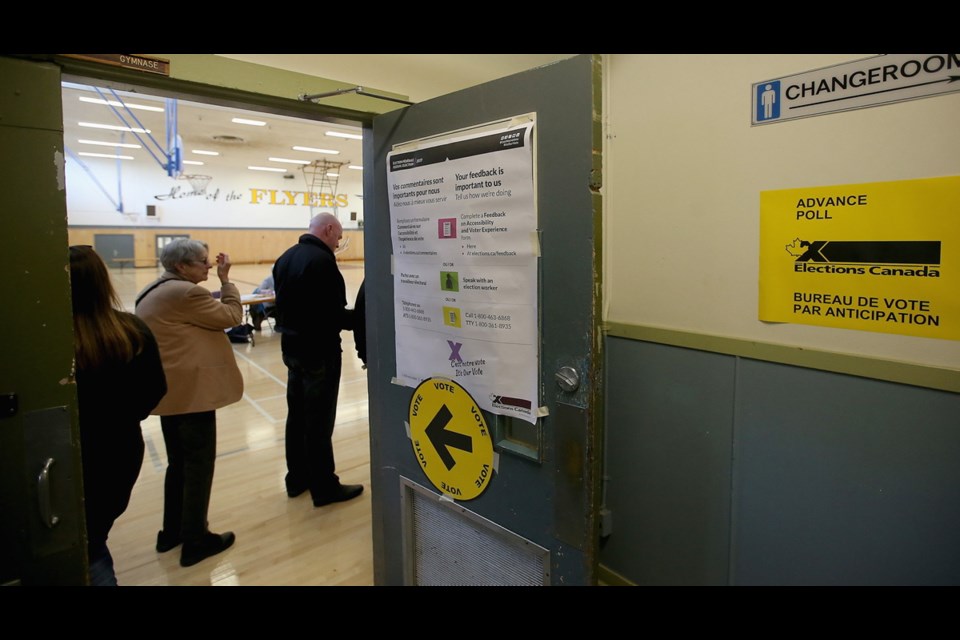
[146,205,157,217]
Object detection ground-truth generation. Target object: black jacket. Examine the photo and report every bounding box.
[354,279,366,364]
[76,313,166,549]
[273,233,353,356]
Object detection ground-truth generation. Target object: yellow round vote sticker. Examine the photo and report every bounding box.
[408,377,494,501]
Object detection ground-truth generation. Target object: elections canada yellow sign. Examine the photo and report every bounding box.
[408,378,494,500]
[759,175,959,340]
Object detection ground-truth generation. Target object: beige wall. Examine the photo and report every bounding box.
[603,54,960,371]
[67,227,364,265]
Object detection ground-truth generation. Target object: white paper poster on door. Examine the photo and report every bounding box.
[387,117,538,424]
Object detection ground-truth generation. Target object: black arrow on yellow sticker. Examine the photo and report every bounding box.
[426,404,473,471]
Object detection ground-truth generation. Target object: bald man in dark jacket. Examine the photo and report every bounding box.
[273,212,363,507]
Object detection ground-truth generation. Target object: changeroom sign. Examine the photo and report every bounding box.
[752,54,960,125]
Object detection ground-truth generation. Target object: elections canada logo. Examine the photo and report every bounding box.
[489,393,532,412]
[786,239,941,277]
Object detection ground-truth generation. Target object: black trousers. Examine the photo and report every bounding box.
[82,429,143,586]
[282,350,342,498]
[159,411,217,542]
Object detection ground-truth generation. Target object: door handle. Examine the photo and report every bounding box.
[37,457,60,528]
[555,366,581,393]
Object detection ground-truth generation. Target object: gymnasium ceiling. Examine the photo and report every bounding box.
[60,54,575,188]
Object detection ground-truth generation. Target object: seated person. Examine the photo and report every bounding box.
[249,273,275,331]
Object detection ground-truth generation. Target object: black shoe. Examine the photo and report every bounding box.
[156,529,182,553]
[284,473,310,498]
[179,531,236,568]
[312,484,363,507]
[287,487,307,498]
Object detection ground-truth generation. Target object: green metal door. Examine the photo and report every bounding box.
[364,55,603,585]
[0,56,87,585]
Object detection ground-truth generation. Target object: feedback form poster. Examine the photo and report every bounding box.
[387,119,539,424]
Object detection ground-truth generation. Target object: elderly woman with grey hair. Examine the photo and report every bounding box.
[135,238,243,568]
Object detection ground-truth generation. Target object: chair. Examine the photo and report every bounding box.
[249,287,276,332]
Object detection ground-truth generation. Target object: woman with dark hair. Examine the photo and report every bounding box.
[135,238,243,568]
[69,245,167,586]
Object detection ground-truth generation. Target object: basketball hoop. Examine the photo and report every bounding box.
[301,160,347,216]
[177,174,212,194]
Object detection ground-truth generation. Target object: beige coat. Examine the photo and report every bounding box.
[135,273,244,416]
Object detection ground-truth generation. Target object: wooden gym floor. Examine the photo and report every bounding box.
[106,261,372,586]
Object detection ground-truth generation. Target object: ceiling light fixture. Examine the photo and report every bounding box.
[348,165,363,170]
[192,149,220,156]
[326,172,339,177]
[183,160,205,166]
[78,152,134,160]
[292,146,340,155]
[268,157,310,165]
[325,131,362,140]
[79,96,164,112]
[248,166,286,172]
[233,117,266,126]
[79,122,150,133]
[78,139,141,149]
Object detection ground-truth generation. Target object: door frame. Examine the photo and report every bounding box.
[0,53,386,584]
